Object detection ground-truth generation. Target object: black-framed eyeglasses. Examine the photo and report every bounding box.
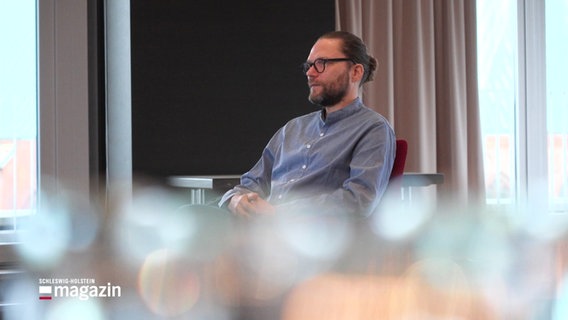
[302,58,353,74]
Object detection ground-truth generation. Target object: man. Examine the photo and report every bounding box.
[219,31,395,218]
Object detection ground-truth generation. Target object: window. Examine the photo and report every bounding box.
[545,0,568,212]
[477,0,568,212]
[0,1,37,236]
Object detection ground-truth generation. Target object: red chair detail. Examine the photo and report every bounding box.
[390,139,408,180]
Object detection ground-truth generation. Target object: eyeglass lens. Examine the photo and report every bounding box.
[303,59,327,73]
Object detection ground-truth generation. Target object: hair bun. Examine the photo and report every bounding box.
[365,56,378,83]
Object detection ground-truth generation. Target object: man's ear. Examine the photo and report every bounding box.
[352,63,365,83]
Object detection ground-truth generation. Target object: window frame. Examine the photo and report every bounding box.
[0,0,92,264]
[517,0,550,211]
[479,0,567,213]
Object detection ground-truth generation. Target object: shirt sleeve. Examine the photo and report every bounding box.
[273,121,396,217]
[218,128,282,208]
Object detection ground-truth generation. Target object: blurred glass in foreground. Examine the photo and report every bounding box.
[2,179,567,319]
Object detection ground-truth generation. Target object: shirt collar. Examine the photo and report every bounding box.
[320,98,362,125]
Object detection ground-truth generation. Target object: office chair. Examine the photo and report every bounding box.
[390,139,408,180]
[390,139,444,201]
[380,138,408,204]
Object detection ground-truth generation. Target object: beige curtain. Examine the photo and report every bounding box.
[336,0,484,204]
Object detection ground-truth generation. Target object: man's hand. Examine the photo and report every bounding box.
[228,193,276,217]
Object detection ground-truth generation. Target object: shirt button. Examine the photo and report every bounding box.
[320,132,324,137]
[306,144,311,149]
[289,179,295,182]
[278,195,283,199]
[302,165,307,169]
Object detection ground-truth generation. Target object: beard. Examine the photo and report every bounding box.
[308,71,350,107]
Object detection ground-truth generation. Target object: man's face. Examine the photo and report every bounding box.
[306,39,351,107]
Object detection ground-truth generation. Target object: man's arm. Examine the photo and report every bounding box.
[218,129,282,213]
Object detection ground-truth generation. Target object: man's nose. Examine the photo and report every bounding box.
[305,65,318,76]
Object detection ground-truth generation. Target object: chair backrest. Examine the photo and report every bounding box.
[390,139,408,180]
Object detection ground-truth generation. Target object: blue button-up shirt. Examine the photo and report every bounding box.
[220,98,395,216]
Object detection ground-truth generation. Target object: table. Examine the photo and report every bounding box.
[399,173,445,201]
[168,175,241,204]
[168,173,444,205]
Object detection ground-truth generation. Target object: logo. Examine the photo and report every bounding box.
[39,286,52,300]
[38,278,121,301]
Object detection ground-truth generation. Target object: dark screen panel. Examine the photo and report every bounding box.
[131,0,335,177]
